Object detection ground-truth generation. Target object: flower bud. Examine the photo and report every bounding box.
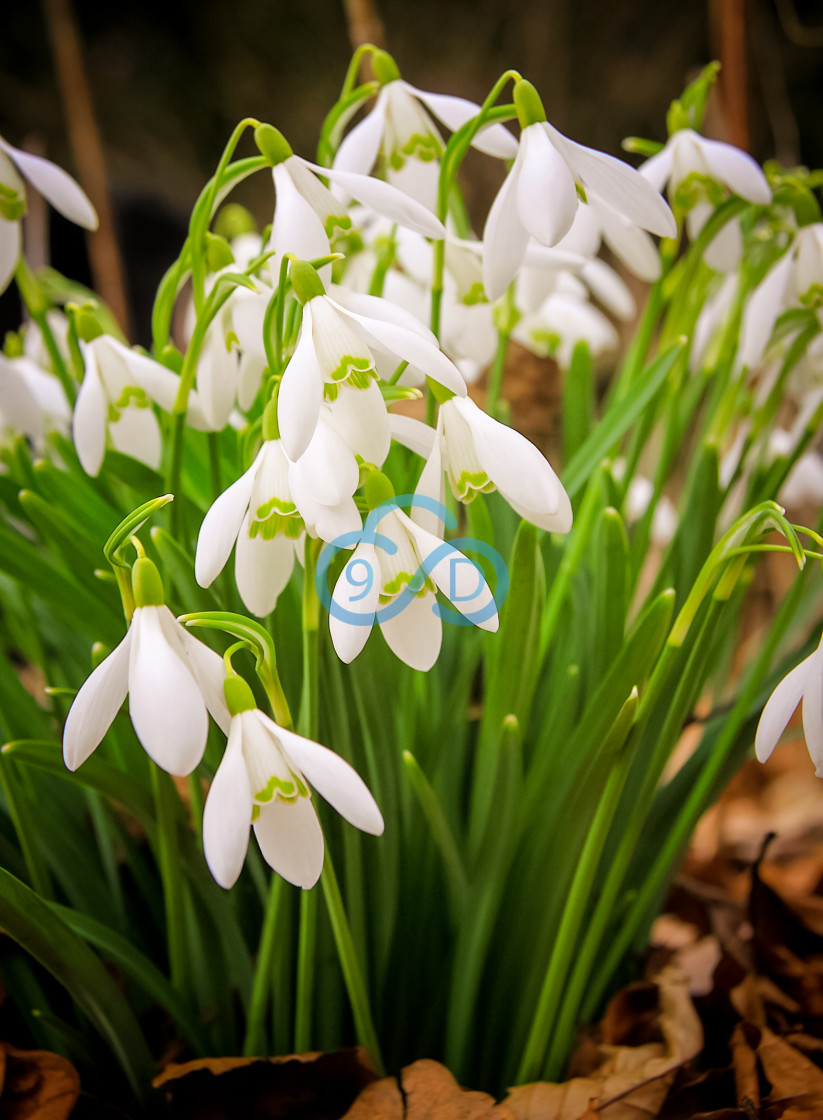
[254,124,293,167]
[206,232,234,272]
[223,673,257,716]
[289,260,325,305]
[214,203,257,241]
[514,80,546,128]
[371,49,400,85]
[131,557,165,607]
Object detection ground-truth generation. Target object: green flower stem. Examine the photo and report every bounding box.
[298,538,322,742]
[294,888,317,1052]
[150,766,187,994]
[321,849,384,1074]
[14,260,75,405]
[485,327,510,420]
[190,118,261,314]
[243,873,284,1056]
[582,562,810,1023]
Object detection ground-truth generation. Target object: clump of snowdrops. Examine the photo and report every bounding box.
[0,48,821,1108]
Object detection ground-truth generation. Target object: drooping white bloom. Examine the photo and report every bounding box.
[278,267,466,461]
[329,495,498,672]
[640,128,771,270]
[257,124,445,277]
[334,66,518,210]
[482,110,675,300]
[0,134,98,294]
[203,697,383,890]
[512,273,620,367]
[391,395,572,537]
[736,224,823,372]
[0,351,71,443]
[755,630,823,776]
[63,560,231,776]
[555,194,663,283]
[73,335,210,476]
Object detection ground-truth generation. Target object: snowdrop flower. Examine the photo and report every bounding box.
[512,274,620,367]
[0,351,70,443]
[555,195,663,283]
[0,133,98,294]
[73,333,209,476]
[333,49,518,210]
[63,558,231,776]
[755,630,823,776]
[737,224,823,373]
[204,674,383,889]
[278,261,466,460]
[391,395,572,536]
[196,437,304,617]
[254,123,445,277]
[329,473,498,672]
[483,81,675,300]
[640,128,771,270]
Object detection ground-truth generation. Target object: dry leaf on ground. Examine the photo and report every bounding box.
[0,1042,80,1119]
[502,966,702,1120]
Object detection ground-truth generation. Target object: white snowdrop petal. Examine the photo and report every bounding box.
[755,656,811,762]
[389,413,438,458]
[580,259,636,321]
[379,588,442,671]
[291,421,359,507]
[0,217,21,294]
[1,141,98,229]
[737,250,794,371]
[547,123,676,238]
[171,619,232,737]
[266,719,384,835]
[63,632,132,770]
[108,402,163,471]
[271,165,331,269]
[0,358,43,439]
[592,199,662,282]
[702,215,743,273]
[195,452,260,588]
[326,380,390,466]
[235,515,296,617]
[315,160,446,240]
[254,796,325,889]
[278,309,326,461]
[93,336,183,413]
[637,146,674,193]
[408,84,518,159]
[72,363,108,476]
[698,136,772,205]
[387,157,440,213]
[482,151,530,301]
[802,647,823,773]
[340,307,466,397]
[451,396,572,532]
[412,428,447,537]
[516,124,579,247]
[329,542,380,663]
[328,286,437,344]
[397,512,498,632]
[203,720,253,888]
[333,95,388,175]
[129,607,208,775]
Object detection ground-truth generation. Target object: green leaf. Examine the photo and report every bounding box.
[563,341,594,464]
[591,507,629,683]
[562,341,686,501]
[0,867,154,1099]
[49,902,209,1054]
[104,494,174,568]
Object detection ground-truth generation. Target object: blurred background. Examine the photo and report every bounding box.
[1,0,822,345]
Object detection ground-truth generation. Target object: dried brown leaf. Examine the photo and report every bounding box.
[728,1024,759,1109]
[402,1060,513,1120]
[756,1027,823,1111]
[504,967,702,1120]
[154,1047,377,1120]
[341,1075,404,1119]
[0,1042,80,1119]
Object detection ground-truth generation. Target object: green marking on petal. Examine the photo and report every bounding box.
[462,282,487,307]
[400,132,442,163]
[255,775,297,802]
[382,570,435,598]
[251,805,261,822]
[452,470,495,502]
[324,213,352,239]
[674,171,725,210]
[328,354,375,384]
[112,386,151,412]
